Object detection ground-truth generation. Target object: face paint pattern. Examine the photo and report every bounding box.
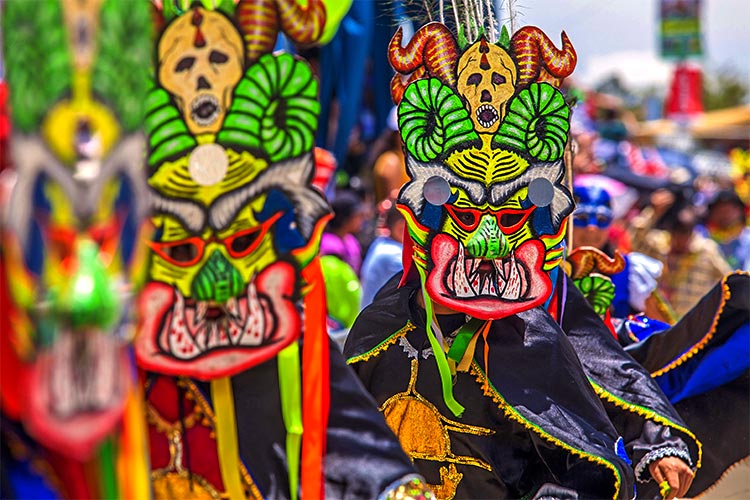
[391,25,577,320]
[1,0,151,460]
[137,4,328,380]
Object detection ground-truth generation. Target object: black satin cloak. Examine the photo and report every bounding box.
[620,271,750,496]
[556,274,700,499]
[344,275,635,500]
[189,337,418,499]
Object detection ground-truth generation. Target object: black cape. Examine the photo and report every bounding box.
[344,275,635,500]
[620,271,750,496]
[149,337,418,500]
[554,273,700,498]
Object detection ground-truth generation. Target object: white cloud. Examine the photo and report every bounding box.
[578,50,674,90]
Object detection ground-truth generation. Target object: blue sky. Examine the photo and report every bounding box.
[502,0,750,89]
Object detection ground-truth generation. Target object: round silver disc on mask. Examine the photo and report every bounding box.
[188,143,229,186]
[423,176,451,205]
[528,178,555,207]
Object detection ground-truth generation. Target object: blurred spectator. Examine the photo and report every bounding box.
[699,189,750,271]
[631,190,732,317]
[369,107,409,203]
[321,191,366,275]
[360,198,404,308]
[572,182,672,322]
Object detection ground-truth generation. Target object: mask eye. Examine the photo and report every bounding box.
[146,238,204,267]
[573,213,590,226]
[446,206,480,231]
[596,214,612,227]
[168,243,199,264]
[496,208,532,234]
[226,231,264,258]
[499,212,524,229]
[492,72,506,85]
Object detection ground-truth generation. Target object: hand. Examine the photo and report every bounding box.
[649,456,694,499]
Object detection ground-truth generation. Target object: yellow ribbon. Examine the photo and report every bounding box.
[211,377,245,500]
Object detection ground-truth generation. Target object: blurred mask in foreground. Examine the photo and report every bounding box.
[1,0,151,468]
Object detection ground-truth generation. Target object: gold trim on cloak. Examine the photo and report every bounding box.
[380,357,495,500]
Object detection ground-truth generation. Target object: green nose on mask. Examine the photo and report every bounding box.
[191,249,245,303]
[465,215,510,260]
[54,239,118,330]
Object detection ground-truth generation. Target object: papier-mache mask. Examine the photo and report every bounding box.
[391,22,577,320]
[1,0,151,461]
[137,0,330,380]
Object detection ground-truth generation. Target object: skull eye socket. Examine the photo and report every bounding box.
[175,56,196,73]
[492,72,506,85]
[467,73,482,86]
[209,50,229,64]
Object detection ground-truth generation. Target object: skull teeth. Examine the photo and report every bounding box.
[476,104,499,128]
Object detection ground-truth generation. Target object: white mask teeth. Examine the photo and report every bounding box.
[453,243,474,298]
[168,290,200,359]
[196,301,208,324]
[503,253,522,300]
[240,281,266,346]
[226,296,240,320]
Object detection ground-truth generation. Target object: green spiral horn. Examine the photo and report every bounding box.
[398,78,478,162]
[494,82,570,162]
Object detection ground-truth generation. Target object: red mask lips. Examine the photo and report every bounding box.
[26,331,131,461]
[427,234,552,319]
[136,260,301,380]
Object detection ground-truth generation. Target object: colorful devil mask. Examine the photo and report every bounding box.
[137,1,329,380]
[1,0,151,461]
[391,23,577,320]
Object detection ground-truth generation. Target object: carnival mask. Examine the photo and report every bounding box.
[137,4,328,380]
[390,23,577,320]
[1,0,151,460]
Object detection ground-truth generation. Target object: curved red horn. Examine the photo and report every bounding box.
[389,22,458,96]
[390,67,426,105]
[568,247,625,280]
[277,0,326,45]
[236,0,280,64]
[511,26,577,87]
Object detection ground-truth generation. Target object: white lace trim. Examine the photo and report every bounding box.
[634,446,693,483]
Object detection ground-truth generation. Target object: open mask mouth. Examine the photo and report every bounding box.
[27,330,130,461]
[191,94,220,127]
[476,104,499,129]
[136,260,301,379]
[427,234,552,320]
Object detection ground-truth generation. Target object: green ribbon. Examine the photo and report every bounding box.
[278,343,303,500]
[416,267,465,418]
[98,436,118,500]
[447,317,485,363]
